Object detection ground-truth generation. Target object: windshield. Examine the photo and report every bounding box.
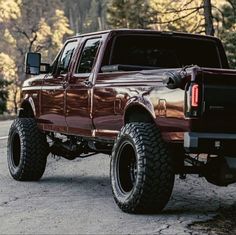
[110,35,222,69]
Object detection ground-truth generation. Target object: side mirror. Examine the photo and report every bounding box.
[25,52,41,75]
[25,53,51,75]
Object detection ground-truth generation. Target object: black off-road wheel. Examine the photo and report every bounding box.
[7,118,49,181]
[110,122,175,213]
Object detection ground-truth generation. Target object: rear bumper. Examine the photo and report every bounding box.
[184,132,236,154]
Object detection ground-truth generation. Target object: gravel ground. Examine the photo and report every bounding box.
[190,206,236,235]
[1,120,236,234]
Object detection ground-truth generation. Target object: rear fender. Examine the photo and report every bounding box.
[124,96,156,125]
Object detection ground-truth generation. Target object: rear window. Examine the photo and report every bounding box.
[110,35,221,69]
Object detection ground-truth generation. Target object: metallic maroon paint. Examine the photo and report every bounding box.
[20,29,233,144]
[93,69,189,142]
[66,74,92,136]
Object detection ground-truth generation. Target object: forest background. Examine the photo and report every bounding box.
[0,0,235,114]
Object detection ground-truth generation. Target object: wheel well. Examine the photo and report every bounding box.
[124,105,155,124]
[18,102,34,118]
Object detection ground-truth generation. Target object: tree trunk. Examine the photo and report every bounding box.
[203,0,215,35]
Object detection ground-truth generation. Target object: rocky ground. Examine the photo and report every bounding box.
[0,120,236,234]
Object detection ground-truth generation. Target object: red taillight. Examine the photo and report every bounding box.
[191,84,199,107]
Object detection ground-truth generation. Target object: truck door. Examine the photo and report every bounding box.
[66,37,102,137]
[40,40,78,133]
[91,35,125,140]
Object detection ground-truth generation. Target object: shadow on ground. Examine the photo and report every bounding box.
[41,174,231,216]
[189,204,236,234]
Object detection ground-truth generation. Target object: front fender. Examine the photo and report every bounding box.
[18,96,37,118]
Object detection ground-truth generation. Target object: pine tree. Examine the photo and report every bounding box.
[217,0,236,68]
[84,0,107,32]
[128,0,152,28]
[107,0,152,29]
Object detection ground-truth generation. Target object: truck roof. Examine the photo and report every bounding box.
[69,29,218,41]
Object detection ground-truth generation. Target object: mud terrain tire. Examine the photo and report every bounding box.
[110,122,174,213]
[7,118,48,181]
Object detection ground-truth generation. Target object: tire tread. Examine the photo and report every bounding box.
[7,118,48,181]
[111,122,174,213]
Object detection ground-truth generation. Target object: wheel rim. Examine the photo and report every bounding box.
[116,141,137,195]
[11,132,21,167]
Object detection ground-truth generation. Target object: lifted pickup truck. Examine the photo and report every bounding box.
[8,29,236,213]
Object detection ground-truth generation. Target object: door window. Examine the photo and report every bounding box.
[76,38,101,73]
[58,40,78,74]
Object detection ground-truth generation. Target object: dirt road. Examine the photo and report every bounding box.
[0,120,236,234]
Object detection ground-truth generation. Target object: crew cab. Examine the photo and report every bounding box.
[8,29,236,213]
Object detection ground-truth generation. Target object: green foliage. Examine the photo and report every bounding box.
[0,78,10,114]
[84,0,107,32]
[223,29,236,68]
[107,0,152,29]
[0,53,19,113]
[217,0,236,68]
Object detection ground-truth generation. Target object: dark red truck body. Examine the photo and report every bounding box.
[20,29,236,155]
[11,29,236,213]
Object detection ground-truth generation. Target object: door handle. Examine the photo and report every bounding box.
[62,81,68,89]
[46,90,56,94]
[83,80,93,88]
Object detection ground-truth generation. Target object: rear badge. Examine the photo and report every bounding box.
[209,106,224,110]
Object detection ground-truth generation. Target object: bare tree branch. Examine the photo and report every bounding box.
[155,6,204,15]
[14,26,31,42]
[152,8,201,25]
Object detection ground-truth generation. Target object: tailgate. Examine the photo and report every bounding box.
[199,68,236,132]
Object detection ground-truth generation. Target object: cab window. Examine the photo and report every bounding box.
[76,38,101,73]
[58,40,78,74]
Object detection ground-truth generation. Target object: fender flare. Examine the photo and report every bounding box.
[18,96,36,117]
[124,96,156,124]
